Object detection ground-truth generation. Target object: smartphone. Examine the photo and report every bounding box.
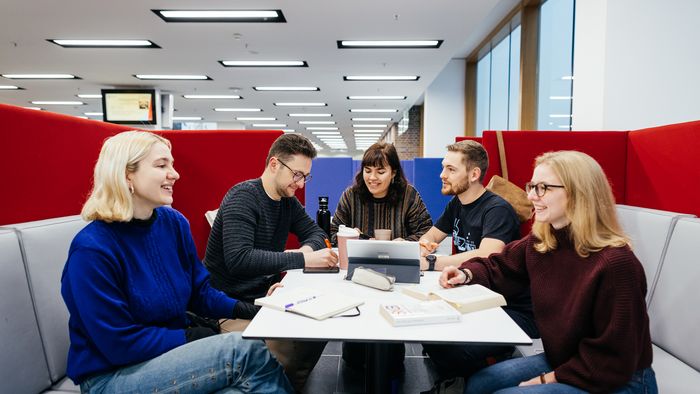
[303,266,340,274]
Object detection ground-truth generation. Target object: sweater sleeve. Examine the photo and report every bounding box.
[220,187,305,276]
[330,188,353,245]
[403,187,433,241]
[553,250,650,392]
[63,247,185,366]
[460,236,530,299]
[289,196,326,250]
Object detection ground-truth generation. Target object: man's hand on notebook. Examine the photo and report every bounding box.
[304,248,339,267]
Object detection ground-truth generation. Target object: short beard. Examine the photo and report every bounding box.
[442,180,470,196]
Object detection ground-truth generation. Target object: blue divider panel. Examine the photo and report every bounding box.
[401,160,414,185]
[305,157,355,219]
[352,160,361,178]
[413,158,451,222]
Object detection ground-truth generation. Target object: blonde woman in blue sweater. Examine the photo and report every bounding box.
[61,131,292,393]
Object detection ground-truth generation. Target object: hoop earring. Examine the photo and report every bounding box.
[128,184,135,194]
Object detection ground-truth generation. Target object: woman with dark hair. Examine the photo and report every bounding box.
[330,142,432,243]
[330,142,432,381]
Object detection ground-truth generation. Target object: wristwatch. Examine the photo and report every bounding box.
[426,254,437,271]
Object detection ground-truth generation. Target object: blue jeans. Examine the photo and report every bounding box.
[464,353,658,394]
[80,332,293,394]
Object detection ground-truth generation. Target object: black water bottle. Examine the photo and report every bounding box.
[316,196,331,237]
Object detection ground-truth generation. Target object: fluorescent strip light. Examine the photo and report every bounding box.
[220,60,307,67]
[254,86,319,91]
[558,125,572,129]
[282,129,295,133]
[311,131,340,135]
[344,75,419,81]
[561,75,574,80]
[306,127,338,131]
[288,113,331,117]
[549,114,573,118]
[84,112,104,116]
[76,94,102,98]
[173,116,203,121]
[0,85,20,90]
[350,109,398,113]
[50,39,158,48]
[155,10,284,22]
[549,96,573,100]
[352,117,392,121]
[31,100,84,105]
[347,95,406,100]
[135,74,210,80]
[236,117,276,121]
[23,107,42,110]
[298,121,336,125]
[252,123,286,127]
[354,129,384,133]
[353,124,387,128]
[214,108,261,112]
[2,74,78,79]
[274,102,327,107]
[184,94,241,99]
[338,40,441,48]
[354,134,382,138]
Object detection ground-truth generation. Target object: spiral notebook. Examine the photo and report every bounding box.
[254,287,364,320]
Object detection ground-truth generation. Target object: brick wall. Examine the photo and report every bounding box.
[393,105,422,160]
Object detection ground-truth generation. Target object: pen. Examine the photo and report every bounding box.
[324,238,332,249]
[284,296,317,309]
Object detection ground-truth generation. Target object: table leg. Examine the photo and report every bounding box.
[365,342,391,393]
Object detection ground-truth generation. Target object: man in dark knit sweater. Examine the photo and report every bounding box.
[203,133,337,391]
[418,140,538,393]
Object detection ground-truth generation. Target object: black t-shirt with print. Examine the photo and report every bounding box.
[435,190,520,253]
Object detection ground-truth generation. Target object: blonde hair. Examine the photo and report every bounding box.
[532,151,629,257]
[81,131,171,222]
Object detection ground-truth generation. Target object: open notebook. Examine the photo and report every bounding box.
[402,283,506,314]
[254,287,364,320]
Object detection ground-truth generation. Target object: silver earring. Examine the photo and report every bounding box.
[128,184,134,194]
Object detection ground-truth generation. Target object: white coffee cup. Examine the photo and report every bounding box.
[336,225,360,270]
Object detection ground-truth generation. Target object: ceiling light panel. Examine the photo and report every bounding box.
[183,94,241,99]
[135,74,210,80]
[344,75,419,81]
[84,112,103,116]
[31,100,84,105]
[153,10,286,23]
[76,94,101,98]
[49,39,159,48]
[298,121,336,125]
[306,127,338,131]
[0,85,21,90]
[254,86,319,91]
[288,113,331,117]
[274,102,326,107]
[350,109,398,113]
[252,123,286,127]
[347,95,406,100]
[214,108,261,112]
[236,117,276,121]
[220,60,307,67]
[352,117,392,121]
[2,74,79,79]
[338,40,442,48]
[353,124,387,128]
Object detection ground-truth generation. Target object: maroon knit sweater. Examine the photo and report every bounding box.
[461,227,652,393]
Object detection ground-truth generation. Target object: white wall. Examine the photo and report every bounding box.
[423,59,466,157]
[573,0,700,130]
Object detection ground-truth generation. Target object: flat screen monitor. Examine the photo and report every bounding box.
[101,89,158,125]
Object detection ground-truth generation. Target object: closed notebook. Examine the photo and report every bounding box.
[379,300,461,327]
[401,283,506,314]
[254,287,364,321]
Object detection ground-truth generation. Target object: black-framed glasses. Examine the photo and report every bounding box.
[277,158,312,183]
[525,182,565,197]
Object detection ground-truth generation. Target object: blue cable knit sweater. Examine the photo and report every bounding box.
[61,207,237,384]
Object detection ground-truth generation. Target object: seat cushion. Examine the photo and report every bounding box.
[652,344,700,393]
[0,229,52,393]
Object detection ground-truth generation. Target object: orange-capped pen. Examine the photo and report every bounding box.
[324,238,333,249]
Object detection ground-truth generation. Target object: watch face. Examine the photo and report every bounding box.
[427,254,436,263]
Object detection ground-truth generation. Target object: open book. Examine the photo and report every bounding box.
[380,300,461,327]
[401,283,506,314]
[254,287,364,320]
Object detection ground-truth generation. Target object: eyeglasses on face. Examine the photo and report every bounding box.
[277,158,312,183]
[525,182,565,197]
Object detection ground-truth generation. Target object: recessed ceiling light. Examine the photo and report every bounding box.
[274,102,326,107]
[349,109,398,113]
[353,124,387,128]
[253,86,319,91]
[311,131,340,135]
[84,112,104,116]
[135,74,210,80]
[252,123,286,127]
[347,95,406,100]
[214,108,261,112]
[184,94,241,99]
[354,129,385,133]
[76,94,102,98]
[338,40,442,49]
[0,85,21,90]
[298,121,336,125]
[49,39,159,48]
[220,60,307,67]
[153,9,286,23]
[23,107,42,110]
[31,100,84,105]
[173,116,203,121]
[2,74,79,79]
[344,75,419,81]
[236,117,276,121]
[307,127,338,131]
[288,113,331,117]
[352,117,392,121]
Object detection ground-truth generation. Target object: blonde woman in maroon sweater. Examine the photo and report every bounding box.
[441,151,657,394]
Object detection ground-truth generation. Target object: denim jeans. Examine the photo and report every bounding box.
[80,332,293,394]
[464,353,658,394]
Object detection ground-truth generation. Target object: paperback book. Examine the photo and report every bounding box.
[401,283,506,314]
[379,299,461,327]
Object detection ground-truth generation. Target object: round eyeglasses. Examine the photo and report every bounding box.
[525,182,565,197]
[277,158,312,183]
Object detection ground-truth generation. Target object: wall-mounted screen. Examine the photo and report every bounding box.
[101,89,158,125]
